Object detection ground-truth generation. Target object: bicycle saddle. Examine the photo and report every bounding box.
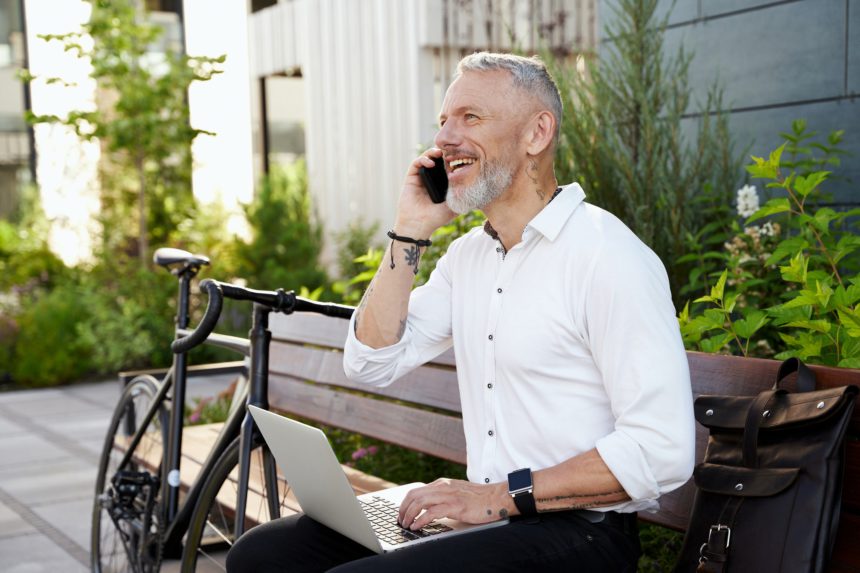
[153,247,210,268]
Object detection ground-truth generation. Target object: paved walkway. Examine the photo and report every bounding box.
[0,373,235,572]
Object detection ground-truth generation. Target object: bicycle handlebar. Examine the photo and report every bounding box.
[171,279,355,354]
[171,280,224,354]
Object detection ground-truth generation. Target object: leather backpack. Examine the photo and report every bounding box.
[675,358,858,572]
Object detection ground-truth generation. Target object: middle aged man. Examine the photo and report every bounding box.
[226,51,694,573]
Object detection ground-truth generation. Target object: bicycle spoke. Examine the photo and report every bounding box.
[92,377,168,573]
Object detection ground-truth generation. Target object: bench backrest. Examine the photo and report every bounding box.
[267,312,860,571]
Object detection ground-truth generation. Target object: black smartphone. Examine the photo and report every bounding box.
[419,156,448,204]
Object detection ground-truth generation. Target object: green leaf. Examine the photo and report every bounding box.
[765,236,809,266]
[793,171,830,198]
[711,270,728,302]
[837,308,860,337]
[783,319,831,334]
[700,332,734,354]
[837,357,860,369]
[782,290,819,309]
[733,311,769,339]
[768,303,811,326]
[746,198,791,223]
[833,284,860,308]
[779,252,808,284]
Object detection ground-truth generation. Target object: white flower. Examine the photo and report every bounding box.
[736,184,760,219]
[760,221,777,237]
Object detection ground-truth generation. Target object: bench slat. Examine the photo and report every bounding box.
[270,312,456,366]
[268,373,467,464]
[269,341,462,413]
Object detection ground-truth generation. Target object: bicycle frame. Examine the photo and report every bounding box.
[100,257,354,568]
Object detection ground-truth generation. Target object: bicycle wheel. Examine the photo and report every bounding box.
[180,436,294,572]
[91,376,169,573]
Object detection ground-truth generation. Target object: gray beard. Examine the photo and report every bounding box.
[446,159,513,214]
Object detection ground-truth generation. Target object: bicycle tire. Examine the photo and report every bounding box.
[91,376,169,573]
[180,435,293,572]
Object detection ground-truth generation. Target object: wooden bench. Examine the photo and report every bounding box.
[264,311,860,572]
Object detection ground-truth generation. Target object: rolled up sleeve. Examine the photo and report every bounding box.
[343,251,456,387]
[586,237,695,503]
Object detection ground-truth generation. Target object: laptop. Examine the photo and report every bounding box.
[248,405,509,553]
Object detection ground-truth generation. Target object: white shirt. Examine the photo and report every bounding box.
[343,183,695,513]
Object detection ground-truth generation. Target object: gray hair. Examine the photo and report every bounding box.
[454,52,563,141]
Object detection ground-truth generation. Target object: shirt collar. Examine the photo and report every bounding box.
[525,182,586,241]
[482,183,586,243]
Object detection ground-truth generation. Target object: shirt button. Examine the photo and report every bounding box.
[497,288,502,294]
[488,430,494,437]
[488,334,493,341]
[484,478,490,483]
[487,383,493,389]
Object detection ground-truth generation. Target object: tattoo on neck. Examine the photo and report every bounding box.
[528,158,543,199]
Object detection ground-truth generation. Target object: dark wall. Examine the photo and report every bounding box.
[599,0,859,203]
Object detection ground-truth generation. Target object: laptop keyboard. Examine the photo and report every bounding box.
[359,496,453,545]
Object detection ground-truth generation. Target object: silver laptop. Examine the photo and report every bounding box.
[248,405,508,553]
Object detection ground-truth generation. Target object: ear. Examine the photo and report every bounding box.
[524,110,556,156]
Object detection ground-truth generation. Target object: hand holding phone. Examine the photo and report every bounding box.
[419,156,448,204]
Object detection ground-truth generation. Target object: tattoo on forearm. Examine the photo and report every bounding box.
[388,242,423,275]
[499,508,508,519]
[353,280,375,334]
[403,245,421,275]
[396,317,407,340]
[536,489,628,512]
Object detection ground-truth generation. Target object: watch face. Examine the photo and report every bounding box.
[508,468,532,492]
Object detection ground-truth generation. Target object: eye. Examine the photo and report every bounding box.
[465,113,479,121]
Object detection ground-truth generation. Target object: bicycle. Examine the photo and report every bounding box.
[91,247,353,572]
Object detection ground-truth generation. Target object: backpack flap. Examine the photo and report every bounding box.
[694,387,855,431]
[694,463,799,497]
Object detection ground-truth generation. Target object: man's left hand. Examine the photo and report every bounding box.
[397,478,512,531]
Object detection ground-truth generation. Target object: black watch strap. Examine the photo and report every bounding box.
[512,489,537,516]
[508,468,538,518]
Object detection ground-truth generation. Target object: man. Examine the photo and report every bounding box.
[227,52,694,572]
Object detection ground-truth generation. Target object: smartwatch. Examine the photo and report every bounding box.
[508,468,538,517]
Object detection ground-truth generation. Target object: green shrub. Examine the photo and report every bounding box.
[679,121,860,367]
[546,0,741,301]
[234,160,328,292]
[10,283,95,386]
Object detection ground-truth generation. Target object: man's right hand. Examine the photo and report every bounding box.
[394,148,456,240]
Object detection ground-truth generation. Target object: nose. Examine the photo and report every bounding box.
[434,119,460,150]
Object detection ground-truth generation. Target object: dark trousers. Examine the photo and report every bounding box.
[226,511,641,572]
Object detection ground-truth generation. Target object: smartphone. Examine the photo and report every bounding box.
[419,156,448,204]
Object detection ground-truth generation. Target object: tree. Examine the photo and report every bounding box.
[546,0,741,300]
[22,0,224,266]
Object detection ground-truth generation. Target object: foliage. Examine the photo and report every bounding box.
[75,261,177,374]
[339,211,486,305]
[330,219,381,303]
[323,424,467,485]
[8,283,96,387]
[546,0,741,301]
[679,121,860,368]
[234,160,329,293]
[638,523,683,573]
[0,185,67,295]
[21,0,224,266]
